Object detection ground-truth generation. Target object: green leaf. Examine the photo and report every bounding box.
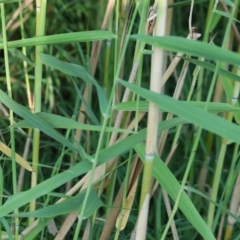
[0,117,186,218]
[38,53,108,117]
[97,118,186,165]
[210,8,222,32]
[0,0,18,2]
[213,10,239,22]
[0,31,116,49]
[118,79,240,144]
[182,57,240,84]
[0,90,78,152]
[9,48,35,67]
[135,0,149,19]
[47,192,72,199]
[12,112,134,134]
[9,189,102,219]
[71,78,99,125]
[19,219,52,240]
[184,57,240,123]
[134,143,215,240]
[130,35,240,66]
[185,186,240,224]
[0,36,35,67]
[0,117,185,239]
[0,218,13,240]
[0,160,92,218]
[82,192,103,218]
[114,100,240,113]
[221,0,234,7]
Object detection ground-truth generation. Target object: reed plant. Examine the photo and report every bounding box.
[1,0,240,240]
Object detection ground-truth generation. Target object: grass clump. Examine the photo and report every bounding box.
[0,1,240,239]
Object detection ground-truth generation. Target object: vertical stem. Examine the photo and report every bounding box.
[30,0,47,224]
[74,3,143,238]
[161,0,236,237]
[0,166,2,237]
[1,3,19,239]
[136,1,167,239]
[18,0,33,111]
[196,0,218,101]
[207,0,238,228]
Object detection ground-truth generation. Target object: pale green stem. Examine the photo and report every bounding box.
[30,0,47,224]
[18,0,33,111]
[75,1,147,237]
[100,0,131,219]
[162,0,236,237]
[136,1,167,239]
[197,0,218,101]
[73,85,117,239]
[103,39,112,98]
[160,128,203,240]
[207,1,238,228]
[73,2,139,238]
[1,3,19,239]
[213,143,240,235]
[208,139,227,227]
[102,3,139,233]
[208,64,240,230]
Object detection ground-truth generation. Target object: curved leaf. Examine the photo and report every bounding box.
[39,53,108,117]
[12,112,133,134]
[9,189,102,219]
[0,90,78,152]
[118,79,240,144]
[134,143,215,240]
[130,35,240,66]
[0,31,116,49]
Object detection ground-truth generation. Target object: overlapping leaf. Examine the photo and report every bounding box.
[118,79,240,144]
[134,143,215,240]
[130,35,240,66]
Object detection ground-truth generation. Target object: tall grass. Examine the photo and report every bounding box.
[0,1,240,240]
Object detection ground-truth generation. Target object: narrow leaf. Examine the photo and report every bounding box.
[213,10,239,22]
[220,0,234,7]
[0,160,92,218]
[9,189,102,219]
[118,79,240,144]
[72,78,99,125]
[0,117,186,217]
[130,35,240,66]
[0,0,18,2]
[0,90,78,152]
[182,57,240,84]
[12,112,134,134]
[0,31,116,49]
[0,218,13,240]
[114,100,240,113]
[39,53,108,116]
[134,143,215,240]
[9,48,35,67]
